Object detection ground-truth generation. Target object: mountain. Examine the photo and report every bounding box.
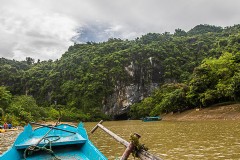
[0,24,240,122]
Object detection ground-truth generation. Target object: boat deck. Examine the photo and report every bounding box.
[15,133,86,149]
[21,145,90,160]
[0,123,107,160]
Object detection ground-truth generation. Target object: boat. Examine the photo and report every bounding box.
[142,116,162,122]
[0,128,5,133]
[1,128,19,133]
[0,122,107,160]
[0,124,18,133]
[0,128,18,133]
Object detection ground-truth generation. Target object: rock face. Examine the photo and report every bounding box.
[103,59,161,119]
[103,83,159,119]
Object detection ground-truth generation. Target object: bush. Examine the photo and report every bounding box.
[6,95,43,124]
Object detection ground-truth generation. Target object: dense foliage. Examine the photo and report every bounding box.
[0,24,240,123]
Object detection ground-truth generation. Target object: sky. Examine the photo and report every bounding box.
[0,0,240,61]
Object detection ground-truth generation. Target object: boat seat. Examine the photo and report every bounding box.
[15,133,87,149]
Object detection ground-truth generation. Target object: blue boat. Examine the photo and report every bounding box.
[142,116,162,122]
[0,122,107,160]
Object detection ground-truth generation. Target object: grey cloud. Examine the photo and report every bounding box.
[72,23,112,43]
[30,40,60,48]
[0,0,240,60]
[0,30,16,59]
[26,31,56,39]
[71,22,140,43]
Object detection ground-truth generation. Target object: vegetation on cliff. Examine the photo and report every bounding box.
[0,24,240,124]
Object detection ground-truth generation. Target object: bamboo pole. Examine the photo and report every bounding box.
[91,120,162,160]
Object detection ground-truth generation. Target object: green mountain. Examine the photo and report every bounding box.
[0,24,240,124]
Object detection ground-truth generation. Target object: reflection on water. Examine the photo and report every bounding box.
[84,120,240,160]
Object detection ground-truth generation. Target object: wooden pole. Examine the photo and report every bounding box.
[91,121,129,147]
[91,120,162,160]
[90,120,104,134]
[120,142,135,160]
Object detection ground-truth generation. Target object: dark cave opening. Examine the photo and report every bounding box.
[113,112,129,120]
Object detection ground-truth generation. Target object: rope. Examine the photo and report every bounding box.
[130,134,148,158]
[23,136,61,160]
[23,107,63,160]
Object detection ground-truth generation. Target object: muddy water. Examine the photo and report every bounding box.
[1,120,240,160]
[85,120,240,160]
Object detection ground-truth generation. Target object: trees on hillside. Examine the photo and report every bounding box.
[131,52,240,118]
[0,24,240,121]
[188,52,240,107]
[0,86,12,112]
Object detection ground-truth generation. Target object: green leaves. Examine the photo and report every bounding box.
[130,83,189,118]
[188,52,240,107]
[131,50,240,117]
[0,86,12,111]
[187,24,223,35]
[130,97,155,119]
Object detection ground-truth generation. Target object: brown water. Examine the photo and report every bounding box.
[1,120,240,159]
[84,120,240,160]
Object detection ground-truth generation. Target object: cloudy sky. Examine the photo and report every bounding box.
[0,0,240,61]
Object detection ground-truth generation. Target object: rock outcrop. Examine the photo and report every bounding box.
[103,59,161,119]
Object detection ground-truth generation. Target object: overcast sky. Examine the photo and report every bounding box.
[0,0,240,61]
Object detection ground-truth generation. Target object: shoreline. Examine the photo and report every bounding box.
[1,105,240,155]
[162,103,240,121]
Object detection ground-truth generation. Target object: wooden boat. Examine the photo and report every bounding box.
[0,122,107,160]
[142,116,162,122]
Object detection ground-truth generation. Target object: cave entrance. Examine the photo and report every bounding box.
[113,112,129,120]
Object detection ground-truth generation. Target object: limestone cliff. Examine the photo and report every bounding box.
[103,58,161,119]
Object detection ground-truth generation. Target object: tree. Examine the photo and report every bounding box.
[0,24,240,121]
[7,95,42,123]
[130,97,155,119]
[187,52,240,107]
[174,28,187,36]
[188,24,223,35]
[0,86,12,111]
[26,57,35,65]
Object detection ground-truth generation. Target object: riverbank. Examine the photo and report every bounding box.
[162,103,240,121]
[0,129,22,154]
[1,104,240,156]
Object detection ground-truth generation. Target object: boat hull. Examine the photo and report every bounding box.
[0,123,107,160]
[142,116,162,122]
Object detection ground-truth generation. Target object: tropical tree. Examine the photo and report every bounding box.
[0,86,12,111]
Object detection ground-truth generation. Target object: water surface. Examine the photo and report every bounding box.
[84,120,240,160]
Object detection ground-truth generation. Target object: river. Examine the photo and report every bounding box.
[85,120,240,160]
[1,120,240,159]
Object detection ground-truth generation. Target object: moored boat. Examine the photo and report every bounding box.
[0,128,5,133]
[0,122,107,160]
[0,128,18,133]
[142,116,162,122]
